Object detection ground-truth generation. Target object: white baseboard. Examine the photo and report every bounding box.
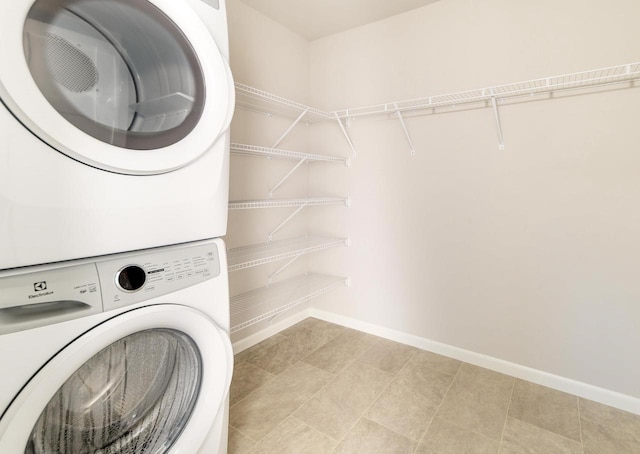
[308,308,640,416]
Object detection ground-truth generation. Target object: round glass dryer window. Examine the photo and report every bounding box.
[23,0,206,150]
[26,329,201,454]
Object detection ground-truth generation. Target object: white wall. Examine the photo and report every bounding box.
[225,0,312,343]
[308,0,640,399]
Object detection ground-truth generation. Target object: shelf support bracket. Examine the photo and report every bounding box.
[268,254,301,285]
[393,103,416,155]
[272,108,309,149]
[333,112,358,159]
[269,157,308,198]
[490,96,505,150]
[268,203,309,242]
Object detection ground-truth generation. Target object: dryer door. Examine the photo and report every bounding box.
[0,0,234,175]
[0,305,233,453]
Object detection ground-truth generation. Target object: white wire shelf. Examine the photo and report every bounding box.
[230,143,349,166]
[235,83,331,121]
[230,273,349,333]
[332,62,640,119]
[227,236,349,272]
[228,197,349,210]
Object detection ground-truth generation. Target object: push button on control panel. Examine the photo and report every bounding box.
[116,265,146,292]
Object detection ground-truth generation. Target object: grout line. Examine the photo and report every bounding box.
[577,397,586,454]
[364,416,424,450]
[434,415,503,445]
[228,367,278,411]
[337,364,396,438]
[328,350,408,451]
[413,363,464,453]
[251,413,299,447]
[229,322,344,447]
[290,415,340,446]
[497,377,517,453]
[507,416,585,446]
[238,359,338,449]
[228,423,261,445]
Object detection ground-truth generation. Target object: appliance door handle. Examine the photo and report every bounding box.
[0,300,101,335]
[0,300,92,320]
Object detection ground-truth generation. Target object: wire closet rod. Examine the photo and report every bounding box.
[331,62,640,119]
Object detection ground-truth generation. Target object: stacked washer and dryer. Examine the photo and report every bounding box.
[0,0,235,452]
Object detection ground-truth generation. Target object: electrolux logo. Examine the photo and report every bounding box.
[29,281,53,299]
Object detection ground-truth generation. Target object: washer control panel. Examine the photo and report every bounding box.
[0,240,223,335]
[97,242,221,312]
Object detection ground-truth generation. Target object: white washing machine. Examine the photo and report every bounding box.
[0,0,235,270]
[0,238,233,453]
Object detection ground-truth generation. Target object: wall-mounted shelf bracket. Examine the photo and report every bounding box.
[273,108,309,149]
[334,112,358,159]
[269,157,308,198]
[393,103,416,155]
[490,95,505,150]
[268,202,309,242]
[268,255,301,285]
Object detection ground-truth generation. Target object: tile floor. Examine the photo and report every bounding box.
[228,318,640,454]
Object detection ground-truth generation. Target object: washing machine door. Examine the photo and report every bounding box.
[0,305,233,453]
[0,0,234,175]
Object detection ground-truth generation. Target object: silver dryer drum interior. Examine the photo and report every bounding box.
[23,0,206,150]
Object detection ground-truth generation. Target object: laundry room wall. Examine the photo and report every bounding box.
[225,0,312,342]
[307,0,640,402]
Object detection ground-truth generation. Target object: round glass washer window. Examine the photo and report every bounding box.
[26,329,201,454]
[23,0,206,150]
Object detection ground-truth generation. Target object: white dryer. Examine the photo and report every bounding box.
[0,238,232,453]
[0,0,235,270]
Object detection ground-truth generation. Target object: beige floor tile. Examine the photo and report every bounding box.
[415,417,499,454]
[581,417,640,454]
[333,418,417,454]
[229,362,333,442]
[508,379,581,441]
[367,363,455,440]
[228,427,256,454]
[435,364,514,440]
[294,361,394,440]
[579,398,640,436]
[281,317,345,338]
[409,350,462,377]
[302,328,379,374]
[366,379,438,441]
[244,327,338,375]
[229,361,275,407]
[395,358,456,403]
[234,334,286,364]
[358,338,417,374]
[252,417,337,454]
[500,417,582,454]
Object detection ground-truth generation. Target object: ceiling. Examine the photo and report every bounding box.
[238,0,441,41]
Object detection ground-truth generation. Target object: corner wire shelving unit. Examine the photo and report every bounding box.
[234,83,358,158]
[230,274,350,334]
[228,61,640,334]
[229,197,350,243]
[230,143,350,167]
[229,85,352,334]
[230,144,349,200]
[228,197,349,210]
[330,61,640,153]
[227,236,349,274]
